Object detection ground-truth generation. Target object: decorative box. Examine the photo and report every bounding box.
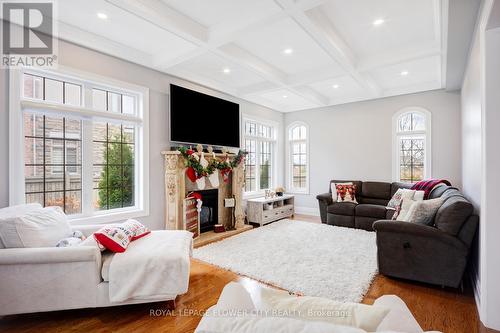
[214,224,225,233]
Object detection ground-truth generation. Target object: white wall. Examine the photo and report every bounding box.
[284,89,462,212]
[0,39,284,230]
[461,0,500,329]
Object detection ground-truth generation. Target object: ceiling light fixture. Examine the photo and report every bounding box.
[332,84,339,89]
[97,12,108,20]
[283,48,294,55]
[373,18,385,26]
[400,70,409,76]
[283,95,288,98]
[223,68,231,74]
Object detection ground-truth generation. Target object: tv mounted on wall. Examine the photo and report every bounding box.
[170,84,240,148]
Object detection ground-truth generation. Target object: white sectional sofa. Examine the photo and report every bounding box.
[0,205,192,316]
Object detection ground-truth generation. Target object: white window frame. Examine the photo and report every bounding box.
[242,116,278,198]
[392,107,432,183]
[9,66,150,224]
[286,121,310,194]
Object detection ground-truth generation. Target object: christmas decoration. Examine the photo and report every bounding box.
[178,146,247,184]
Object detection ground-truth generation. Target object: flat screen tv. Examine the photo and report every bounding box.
[170,84,240,148]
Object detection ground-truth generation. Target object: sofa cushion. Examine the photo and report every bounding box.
[358,197,390,206]
[355,204,387,219]
[0,206,72,248]
[403,198,444,225]
[330,180,362,194]
[355,216,379,231]
[428,184,451,199]
[361,182,392,200]
[435,196,473,235]
[390,182,413,197]
[327,202,356,216]
[101,252,114,282]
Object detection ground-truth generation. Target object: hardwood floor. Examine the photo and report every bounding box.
[0,215,495,333]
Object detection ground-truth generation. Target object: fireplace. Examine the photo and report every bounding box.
[199,189,218,233]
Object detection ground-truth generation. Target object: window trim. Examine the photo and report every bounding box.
[286,121,310,195]
[392,107,432,183]
[9,66,150,224]
[242,115,278,198]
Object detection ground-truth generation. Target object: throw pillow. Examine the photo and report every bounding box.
[387,189,424,209]
[403,198,444,225]
[395,198,416,221]
[123,219,151,241]
[258,287,389,332]
[336,184,358,203]
[56,237,83,247]
[94,226,132,253]
[0,206,72,248]
[331,182,353,202]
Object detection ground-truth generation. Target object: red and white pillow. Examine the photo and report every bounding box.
[336,184,358,203]
[93,219,151,253]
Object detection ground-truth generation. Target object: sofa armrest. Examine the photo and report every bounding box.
[71,223,122,237]
[316,192,333,204]
[316,193,333,223]
[0,246,102,315]
[0,246,101,265]
[373,220,466,250]
[374,220,469,288]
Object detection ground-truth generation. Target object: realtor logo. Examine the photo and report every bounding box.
[1,1,57,67]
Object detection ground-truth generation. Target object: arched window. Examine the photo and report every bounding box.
[393,108,431,183]
[287,122,309,193]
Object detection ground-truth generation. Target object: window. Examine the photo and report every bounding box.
[243,119,276,194]
[11,68,149,223]
[287,122,309,193]
[393,108,431,183]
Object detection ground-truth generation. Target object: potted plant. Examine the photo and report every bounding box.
[275,186,285,196]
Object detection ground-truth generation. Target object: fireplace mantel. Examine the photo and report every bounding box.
[161,150,245,232]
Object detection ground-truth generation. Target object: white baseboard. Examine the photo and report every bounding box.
[295,206,320,217]
[469,261,481,322]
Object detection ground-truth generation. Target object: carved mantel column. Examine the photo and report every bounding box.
[232,162,245,229]
[163,151,184,230]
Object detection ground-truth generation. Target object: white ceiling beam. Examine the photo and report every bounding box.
[357,48,442,72]
[106,0,328,108]
[106,0,209,43]
[57,21,153,67]
[293,85,329,105]
[438,0,449,88]
[237,82,280,96]
[152,47,208,70]
[208,11,287,48]
[273,0,382,97]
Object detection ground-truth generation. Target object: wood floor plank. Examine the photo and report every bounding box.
[0,215,494,333]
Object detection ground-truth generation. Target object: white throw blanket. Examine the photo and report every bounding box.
[108,230,193,303]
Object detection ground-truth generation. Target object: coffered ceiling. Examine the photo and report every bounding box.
[51,0,473,112]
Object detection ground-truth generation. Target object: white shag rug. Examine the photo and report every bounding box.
[193,220,377,303]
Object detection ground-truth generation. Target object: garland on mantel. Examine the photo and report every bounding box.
[178,146,246,183]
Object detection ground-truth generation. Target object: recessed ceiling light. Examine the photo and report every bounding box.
[97,12,108,20]
[332,84,339,89]
[283,48,294,55]
[400,70,409,76]
[283,95,288,98]
[373,18,385,26]
[223,68,231,74]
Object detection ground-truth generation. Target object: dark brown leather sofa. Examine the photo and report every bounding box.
[316,180,412,230]
[316,180,479,288]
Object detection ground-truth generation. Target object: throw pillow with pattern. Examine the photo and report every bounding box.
[403,198,444,225]
[336,184,358,204]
